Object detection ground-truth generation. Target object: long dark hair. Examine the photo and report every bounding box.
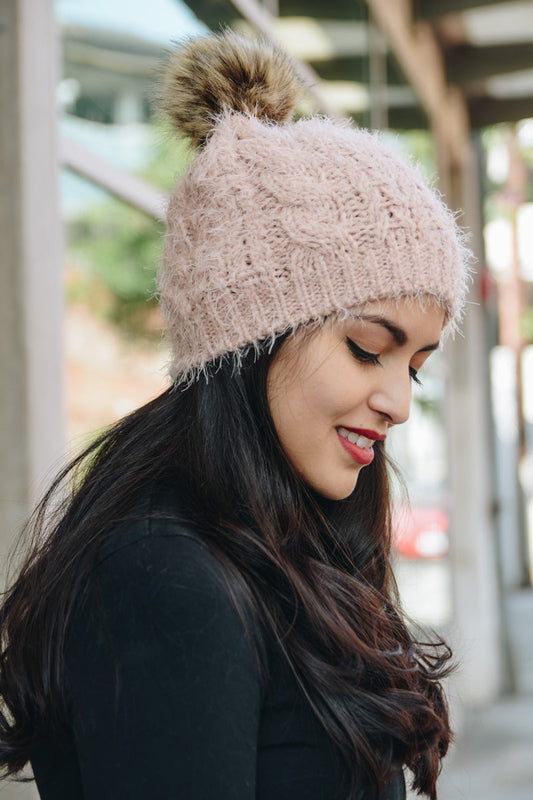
[0,336,452,799]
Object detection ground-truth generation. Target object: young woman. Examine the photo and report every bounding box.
[0,32,470,800]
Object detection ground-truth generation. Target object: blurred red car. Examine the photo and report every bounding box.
[392,505,449,560]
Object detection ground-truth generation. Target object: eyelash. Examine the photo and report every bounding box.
[346,338,380,365]
[345,338,423,386]
[409,367,423,386]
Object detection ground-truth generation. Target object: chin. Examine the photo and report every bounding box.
[312,471,360,501]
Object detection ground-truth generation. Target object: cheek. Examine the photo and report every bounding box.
[303,358,366,422]
[268,367,326,460]
[301,373,346,423]
[267,334,371,463]
[270,365,358,445]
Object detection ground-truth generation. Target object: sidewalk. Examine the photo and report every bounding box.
[437,690,533,799]
[436,589,533,800]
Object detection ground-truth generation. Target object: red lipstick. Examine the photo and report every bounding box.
[340,427,386,441]
[336,430,375,466]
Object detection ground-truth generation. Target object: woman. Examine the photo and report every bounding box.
[0,32,470,800]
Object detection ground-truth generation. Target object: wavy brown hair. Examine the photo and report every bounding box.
[0,335,452,799]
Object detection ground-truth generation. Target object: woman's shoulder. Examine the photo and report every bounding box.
[69,474,260,678]
[80,475,242,643]
[95,474,211,572]
[58,476,263,799]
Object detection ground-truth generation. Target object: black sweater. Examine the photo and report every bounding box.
[30,484,406,800]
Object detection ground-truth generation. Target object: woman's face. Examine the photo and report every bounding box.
[267,297,445,500]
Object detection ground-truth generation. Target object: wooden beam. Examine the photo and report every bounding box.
[59,138,168,221]
[183,0,366,24]
[365,0,470,166]
[308,53,411,84]
[180,0,237,31]
[414,0,510,19]
[446,43,533,85]
[278,0,367,20]
[469,96,533,128]
[387,104,429,129]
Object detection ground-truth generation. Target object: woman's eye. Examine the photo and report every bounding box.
[409,366,423,386]
[346,338,380,366]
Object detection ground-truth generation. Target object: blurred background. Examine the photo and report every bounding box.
[1,0,533,797]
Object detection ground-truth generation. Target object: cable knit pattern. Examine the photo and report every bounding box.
[159,111,470,384]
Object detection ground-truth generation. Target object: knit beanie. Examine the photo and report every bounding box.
[158,31,471,384]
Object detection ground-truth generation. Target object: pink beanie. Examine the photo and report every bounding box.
[158,32,470,384]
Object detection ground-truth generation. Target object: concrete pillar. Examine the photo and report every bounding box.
[442,138,503,706]
[0,0,63,565]
[0,1,62,795]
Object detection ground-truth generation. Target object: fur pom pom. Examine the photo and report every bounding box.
[160,30,302,148]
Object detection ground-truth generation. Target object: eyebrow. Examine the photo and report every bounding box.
[357,314,440,353]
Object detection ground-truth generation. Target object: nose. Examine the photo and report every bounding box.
[368,366,412,426]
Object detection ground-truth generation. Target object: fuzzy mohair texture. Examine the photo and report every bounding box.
[160,31,302,148]
[157,33,472,384]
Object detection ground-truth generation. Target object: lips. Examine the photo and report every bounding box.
[337,427,374,448]
[336,429,375,466]
[340,427,387,442]
[336,426,386,467]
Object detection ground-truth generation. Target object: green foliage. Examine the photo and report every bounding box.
[398,130,438,184]
[65,123,193,339]
[520,307,533,344]
[66,205,161,338]
[69,204,163,301]
[139,125,194,190]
